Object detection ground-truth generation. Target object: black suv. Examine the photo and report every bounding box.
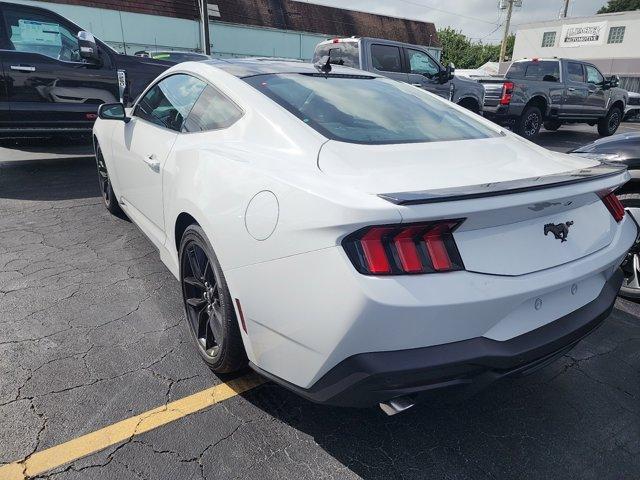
[0,1,172,137]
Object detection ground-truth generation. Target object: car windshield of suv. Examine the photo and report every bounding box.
[244,74,499,144]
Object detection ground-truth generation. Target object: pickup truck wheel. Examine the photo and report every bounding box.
[618,193,640,302]
[543,120,561,131]
[597,106,622,136]
[516,106,542,139]
[95,142,123,216]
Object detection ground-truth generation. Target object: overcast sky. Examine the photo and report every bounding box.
[294,0,606,43]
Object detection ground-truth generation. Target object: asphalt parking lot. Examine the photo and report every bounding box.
[1,123,639,480]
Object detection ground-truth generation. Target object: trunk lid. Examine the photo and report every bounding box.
[319,137,629,276]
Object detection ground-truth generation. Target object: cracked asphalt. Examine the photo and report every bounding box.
[1,124,639,480]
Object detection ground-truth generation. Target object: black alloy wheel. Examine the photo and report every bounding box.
[517,106,542,139]
[95,142,123,216]
[179,224,247,372]
[598,106,622,137]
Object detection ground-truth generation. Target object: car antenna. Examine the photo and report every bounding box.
[314,49,333,77]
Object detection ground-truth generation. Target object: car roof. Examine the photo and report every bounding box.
[202,58,376,78]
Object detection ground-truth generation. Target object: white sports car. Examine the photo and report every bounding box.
[93,59,637,414]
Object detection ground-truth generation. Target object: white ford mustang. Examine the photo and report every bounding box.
[93,59,637,414]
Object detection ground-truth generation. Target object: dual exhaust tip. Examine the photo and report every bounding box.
[379,396,415,416]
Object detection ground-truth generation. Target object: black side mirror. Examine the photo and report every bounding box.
[78,31,100,64]
[439,63,455,84]
[98,103,129,122]
[608,75,620,88]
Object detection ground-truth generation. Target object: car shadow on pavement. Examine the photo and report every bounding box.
[238,308,640,480]
[534,129,602,152]
[0,157,102,201]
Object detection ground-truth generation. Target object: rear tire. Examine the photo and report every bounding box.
[618,193,640,302]
[515,106,542,139]
[543,120,561,131]
[179,224,247,373]
[597,106,622,137]
[95,142,123,216]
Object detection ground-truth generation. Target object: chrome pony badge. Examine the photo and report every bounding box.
[544,221,574,243]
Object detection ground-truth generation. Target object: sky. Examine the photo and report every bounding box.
[293,0,606,43]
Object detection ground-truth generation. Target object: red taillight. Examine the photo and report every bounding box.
[500,81,514,105]
[343,221,465,275]
[332,38,340,43]
[601,192,625,222]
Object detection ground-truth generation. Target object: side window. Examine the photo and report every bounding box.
[585,65,604,85]
[371,44,402,73]
[183,85,243,132]
[406,49,440,78]
[3,7,81,62]
[567,62,584,83]
[608,26,625,44]
[134,74,206,132]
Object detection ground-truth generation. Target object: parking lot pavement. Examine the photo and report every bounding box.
[1,127,639,480]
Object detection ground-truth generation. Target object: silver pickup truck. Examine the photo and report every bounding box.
[313,37,485,114]
[479,58,628,139]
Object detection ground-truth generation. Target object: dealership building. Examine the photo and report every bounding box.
[511,10,640,92]
[6,0,442,61]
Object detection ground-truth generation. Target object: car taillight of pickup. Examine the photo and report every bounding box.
[476,58,628,140]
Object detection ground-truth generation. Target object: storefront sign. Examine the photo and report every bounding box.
[560,21,607,47]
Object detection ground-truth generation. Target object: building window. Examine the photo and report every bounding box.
[608,26,625,44]
[541,31,556,47]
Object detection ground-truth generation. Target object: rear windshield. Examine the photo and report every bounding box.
[507,61,560,81]
[312,42,360,68]
[244,74,499,145]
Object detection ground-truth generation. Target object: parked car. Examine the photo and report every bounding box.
[571,132,640,300]
[624,91,640,121]
[93,59,636,414]
[134,50,211,63]
[479,58,628,139]
[313,37,485,114]
[0,1,172,138]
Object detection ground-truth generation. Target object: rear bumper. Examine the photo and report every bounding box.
[483,104,523,125]
[254,268,623,407]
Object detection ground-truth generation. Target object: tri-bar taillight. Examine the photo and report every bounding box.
[600,191,625,223]
[342,220,465,275]
[500,81,514,105]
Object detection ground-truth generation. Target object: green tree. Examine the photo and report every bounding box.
[598,0,640,13]
[437,28,514,69]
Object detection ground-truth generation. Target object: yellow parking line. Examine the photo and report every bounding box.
[0,373,265,480]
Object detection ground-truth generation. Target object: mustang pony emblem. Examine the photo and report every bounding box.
[544,221,574,243]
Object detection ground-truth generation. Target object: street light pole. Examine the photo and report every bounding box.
[199,0,211,55]
[499,0,514,63]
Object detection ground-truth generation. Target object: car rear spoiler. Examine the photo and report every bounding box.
[379,162,628,206]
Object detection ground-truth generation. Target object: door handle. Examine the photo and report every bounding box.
[568,87,576,92]
[10,65,36,72]
[143,154,160,173]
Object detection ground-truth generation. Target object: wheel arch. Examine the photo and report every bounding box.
[525,95,548,115]
[175,212,201,253]
[457,96,480,114]
[610,99,625,114]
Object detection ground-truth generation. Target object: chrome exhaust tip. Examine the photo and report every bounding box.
[379,396,415,416]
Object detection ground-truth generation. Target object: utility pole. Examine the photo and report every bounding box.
[199,0,211,55]
[561,0,570,18]
[499,0,514,63]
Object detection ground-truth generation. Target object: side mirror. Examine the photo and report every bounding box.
[439,63,455,84]
[98,103,129,122]
[78,31,100,64]
[608,75,620,88]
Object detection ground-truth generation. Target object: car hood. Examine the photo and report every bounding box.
[318,135,599,195]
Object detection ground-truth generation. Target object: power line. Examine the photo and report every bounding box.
[378,0,501,25]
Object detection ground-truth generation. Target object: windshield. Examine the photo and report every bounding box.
[244,74,499,145]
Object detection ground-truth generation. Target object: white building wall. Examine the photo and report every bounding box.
[513,11,640,61]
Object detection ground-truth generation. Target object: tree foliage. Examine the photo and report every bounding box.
[598,0,640,13]
[437,27,514,69]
